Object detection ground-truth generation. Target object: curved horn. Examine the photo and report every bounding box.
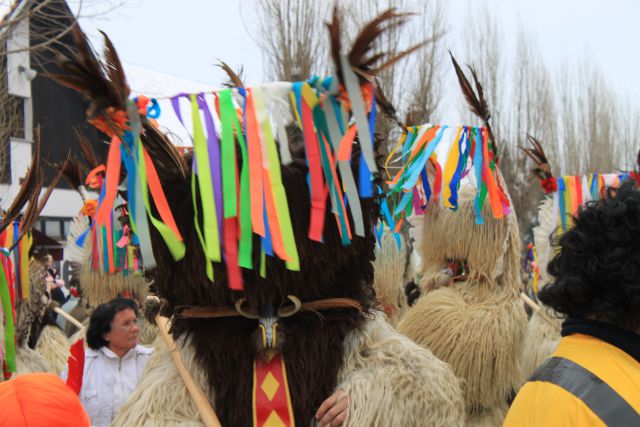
[277,295,302,318]
[234,298,259,319]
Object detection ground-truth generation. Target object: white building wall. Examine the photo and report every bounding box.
[6,18,31,98]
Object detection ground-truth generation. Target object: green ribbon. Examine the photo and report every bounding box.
[253,87,300,271]
[218,90,252,268]
[0,262,15,372]
[190,94,220,263]
[191,170,214,281]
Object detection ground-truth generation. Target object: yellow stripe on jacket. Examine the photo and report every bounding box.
[504,333,640,426]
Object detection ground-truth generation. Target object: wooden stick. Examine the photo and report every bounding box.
[155,315,221,427]
[520,292,560,331]
[54,307,85,331]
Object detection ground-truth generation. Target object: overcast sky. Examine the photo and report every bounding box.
[68,0,638,126]
[75,0,640,124]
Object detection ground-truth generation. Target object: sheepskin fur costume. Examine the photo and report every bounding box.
[372,228,409,325]
[14,345,51,375]
[114,313,465,427]
[35,325,69,375]
[51,13,466,425]
[520,197,562,382]
[397,184,527,426]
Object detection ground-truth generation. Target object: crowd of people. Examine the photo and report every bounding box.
[0,7,639,427]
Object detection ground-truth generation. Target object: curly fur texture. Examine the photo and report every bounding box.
[399,183,527,425]
[114,314,465,426]
[112,336,210,427]
[520,308,562,382]
[15,345,51,375]
[531,197,555,288]
[81,265,149,309]
[35,325,69,375]
[398,283,525,414]
[520,197,562,382]
[540,181,640,330]
[138,317,158,346]
[64,299,90,337]
[372,229,409,325]
[336,314,465,426]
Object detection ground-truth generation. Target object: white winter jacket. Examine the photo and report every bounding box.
[79,344,153,427]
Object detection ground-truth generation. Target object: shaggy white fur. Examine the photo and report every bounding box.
[336,314,465,426]
[15,345,51,375]
[114,314,465,426]
[398,184,528,426]
[520,197,563,382]
[372,229,409,325]
[138,317,159,346]
[35,325,70,375]
[520,309,561,382]
[112,336,215,427]
[398,284,526,415]
[81,267,150,308]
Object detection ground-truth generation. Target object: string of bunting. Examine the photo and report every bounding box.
[0,220,33,377]
[383,124,511,229]
[546,173,628,232]
[167,76,378,290]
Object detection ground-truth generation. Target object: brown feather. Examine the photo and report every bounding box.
[520,135,553,180]
[217,60,245,88]
[46,155,83,190]
[0,129,42,234]
[327,6,343,82]
[100,30,131,102]
[75,128,101,169]
[11,155,70,250]
[371,41,428,74]
[450,52,498,159]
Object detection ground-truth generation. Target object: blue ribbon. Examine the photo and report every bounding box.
[472,127,485,224]
[558,177,567,231]
[448,127,470,211]
[401,126,447,191]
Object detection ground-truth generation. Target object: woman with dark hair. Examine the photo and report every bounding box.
[505,180,640,425]
[76,297,153,427]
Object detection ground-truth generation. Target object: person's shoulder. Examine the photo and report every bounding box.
[135,344,155,355]
[85,347,101,358]
[505,380,603,426]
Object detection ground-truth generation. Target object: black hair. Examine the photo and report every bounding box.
[86,297,139,349]
[539,180,640,330]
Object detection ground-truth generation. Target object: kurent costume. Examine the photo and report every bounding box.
[50,10,465,427]
[371,227,410,325]
[1,138,72,380]
[389,58,528,426]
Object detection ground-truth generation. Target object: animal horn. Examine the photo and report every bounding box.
[277,295,302,318]
[234,298,259,319]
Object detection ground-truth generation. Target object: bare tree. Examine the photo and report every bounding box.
[340,0,447,144]
[250,0,326,81]
[0,0,124,184]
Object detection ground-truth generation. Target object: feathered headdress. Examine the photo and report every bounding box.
[49,10,422,425]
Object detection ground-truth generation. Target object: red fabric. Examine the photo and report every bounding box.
[66,340,85,395]
[0,373,90,426]
[540,177,558,194]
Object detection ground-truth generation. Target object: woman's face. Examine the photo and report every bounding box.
[104,308,139,353]
[45,256,53,268]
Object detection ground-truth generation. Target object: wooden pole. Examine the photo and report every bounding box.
[520,292,560,331]
[155,315,222,427]
[54,307,85,331]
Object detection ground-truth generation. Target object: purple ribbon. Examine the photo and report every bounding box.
[170,93,223,237]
